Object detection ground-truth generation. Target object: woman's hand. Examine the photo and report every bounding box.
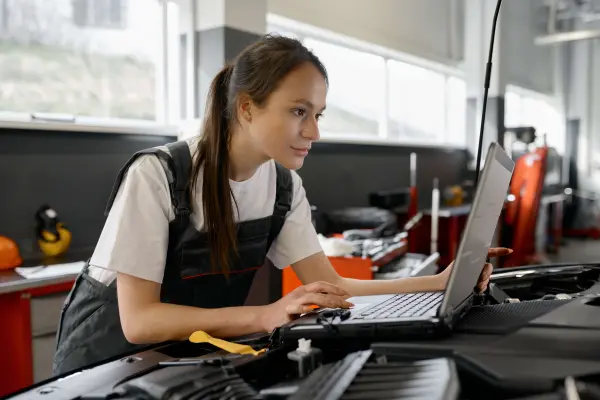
[259,281,354,333]
[436,247,513,293]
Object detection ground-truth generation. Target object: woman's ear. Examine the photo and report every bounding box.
[237,94,253,123]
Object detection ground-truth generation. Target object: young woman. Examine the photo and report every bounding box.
[53,35,510,376]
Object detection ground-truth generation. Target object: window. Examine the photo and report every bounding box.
[504,91,522,128]
[268,14,467,146]
[73,0,128,29]
[446,76,467,146]
[0,0,177,125]
[388,60,445,143]
[303,38,385,137]
[505,87,565,153]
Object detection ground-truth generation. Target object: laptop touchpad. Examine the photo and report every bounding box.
[348,295,393,308]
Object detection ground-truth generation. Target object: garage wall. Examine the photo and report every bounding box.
[500,0,555,95]
[564,19,600,192]
[0,127,176,258]
[267,0,464,64]
[592,40,600,186]
[586,30,600,189]
[298,142,471,213]
[268,0,556,97]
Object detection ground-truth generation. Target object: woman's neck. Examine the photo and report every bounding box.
[228,128,269,182]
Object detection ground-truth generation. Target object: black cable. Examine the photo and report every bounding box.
[474,0,504,188]
[474,0,504,279]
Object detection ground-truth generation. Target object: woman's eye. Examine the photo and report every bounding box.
[293,108,306,117]
[316,113,324,121]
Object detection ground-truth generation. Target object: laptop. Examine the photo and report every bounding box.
[278,142,515,343]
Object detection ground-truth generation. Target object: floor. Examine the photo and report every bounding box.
[548,238,600,264]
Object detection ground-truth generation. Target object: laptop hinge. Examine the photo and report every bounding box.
[439,293,474,323]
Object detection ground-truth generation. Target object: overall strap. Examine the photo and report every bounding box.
[267,163,293,249]
[164,141,193,218]
[104,142,193,226]
[104,148,172,216]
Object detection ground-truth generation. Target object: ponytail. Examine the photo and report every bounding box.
[191,64,238,276]
[189,35,329,278]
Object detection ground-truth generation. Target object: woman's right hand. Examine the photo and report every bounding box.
[259,281,354,333]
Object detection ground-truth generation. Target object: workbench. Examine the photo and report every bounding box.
[411,193,567,268]
[0,250,91,398]
[7,263,600,400]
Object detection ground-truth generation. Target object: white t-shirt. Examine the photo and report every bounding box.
[88,138,322,286]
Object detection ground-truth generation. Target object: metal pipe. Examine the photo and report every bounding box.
[186,0,197,119]
[410,153,417,187]
[431,178,440,256]
[159,0,170,123]
[535,29,600,45]
[548,0,558,34]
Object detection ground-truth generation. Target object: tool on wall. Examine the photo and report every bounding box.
[35,205,72,257]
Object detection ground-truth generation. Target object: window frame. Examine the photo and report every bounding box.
[0,0,180,136]
[267,13,467,147]
[72,0,128,30]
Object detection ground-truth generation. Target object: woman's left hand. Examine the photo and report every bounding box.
[437,247,513,293]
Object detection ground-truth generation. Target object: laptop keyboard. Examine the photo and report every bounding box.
[352,292,444,320]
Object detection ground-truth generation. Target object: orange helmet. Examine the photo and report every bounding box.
[0,236,23,270]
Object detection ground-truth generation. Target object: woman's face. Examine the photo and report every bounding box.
[245,62,327,170]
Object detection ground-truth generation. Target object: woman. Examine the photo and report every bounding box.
[53,35,510,375]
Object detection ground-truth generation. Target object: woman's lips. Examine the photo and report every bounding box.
[291,146,310,156]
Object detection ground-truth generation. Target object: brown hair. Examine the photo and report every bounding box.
[190,34,328,276]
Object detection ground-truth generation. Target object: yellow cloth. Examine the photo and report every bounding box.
[189,331,267,356]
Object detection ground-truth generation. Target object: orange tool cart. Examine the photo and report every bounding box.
[282,256,373,297]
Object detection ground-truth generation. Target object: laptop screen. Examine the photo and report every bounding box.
[439,142,515,316]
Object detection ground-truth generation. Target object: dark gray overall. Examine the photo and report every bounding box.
[52,141,292,376]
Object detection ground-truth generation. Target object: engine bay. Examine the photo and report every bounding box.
[11,264,600,400]
[489,263,600,302]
